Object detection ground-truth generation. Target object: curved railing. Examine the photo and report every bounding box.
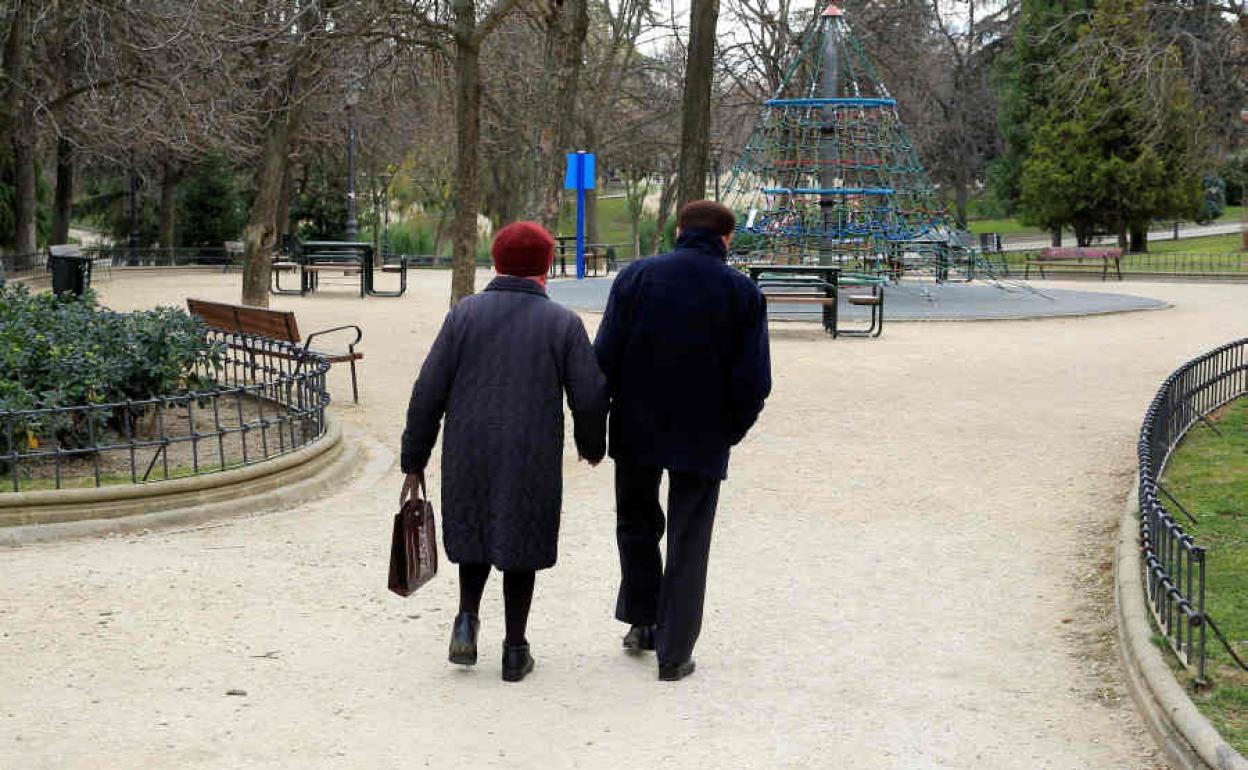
[1138,338,1248,683]
[0,330,331,492]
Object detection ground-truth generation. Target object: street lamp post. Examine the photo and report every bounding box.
[345,77,361,242]
[380,171,393,257]
[710,140,723,201]
[1240,109,1248,252]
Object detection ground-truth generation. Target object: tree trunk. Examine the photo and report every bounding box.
[52,136,74,245]
[1,0,32,253]
[12,108,37,255]
[675,0,718,209]
[1050,228,1062,247]
[1129,223,1148,254]
[433,208,450,257]
[242,75,307,306]
[450,0,483,305]
[275,158,296,249]
[534,0,590,234]
[953,174,969,230]
[158,159,180,252]
[585,184,599,244]
[649,174,678,255]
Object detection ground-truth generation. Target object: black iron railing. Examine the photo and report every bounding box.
[1138,338,1248,682]
[0,329,330,492]
[84,246,236,268]
[0,251,49,283]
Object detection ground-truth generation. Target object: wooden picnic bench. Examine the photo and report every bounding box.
[747,264,885,338]
[187,298,364,403]
[1024,247,1123,281]
[272,241,406,298]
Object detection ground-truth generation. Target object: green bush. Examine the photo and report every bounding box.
[0,285,221,448]
[387,220,436,255]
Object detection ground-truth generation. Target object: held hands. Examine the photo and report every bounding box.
[399,471,425,505]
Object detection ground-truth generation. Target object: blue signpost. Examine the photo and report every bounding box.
[564,151,595,280]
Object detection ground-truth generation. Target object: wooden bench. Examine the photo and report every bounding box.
[187,298,364,403]
[1024,247,1123,281]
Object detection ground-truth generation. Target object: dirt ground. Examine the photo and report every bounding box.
[3,268,1244,769]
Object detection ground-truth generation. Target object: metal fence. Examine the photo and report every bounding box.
[83,246,236,269]
[0,329,330,492]
[1003,250,1248,278]
[1138,338,1248,682]
[0,251,49,283]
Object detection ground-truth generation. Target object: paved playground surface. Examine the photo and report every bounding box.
[5,268,1244,769]
[549,275,1170,321]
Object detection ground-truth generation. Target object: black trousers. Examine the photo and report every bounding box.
[614,461,721,666]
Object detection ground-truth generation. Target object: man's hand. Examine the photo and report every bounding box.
[400,471,425,505]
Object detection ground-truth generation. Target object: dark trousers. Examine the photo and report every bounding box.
[614,461,721,666]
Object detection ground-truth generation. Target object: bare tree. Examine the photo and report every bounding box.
[675,0,719,208]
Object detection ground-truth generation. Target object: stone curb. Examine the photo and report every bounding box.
[0,418,356,546]
[1116,478,1248,770]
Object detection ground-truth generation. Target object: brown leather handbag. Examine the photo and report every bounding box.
[388,481,438,596]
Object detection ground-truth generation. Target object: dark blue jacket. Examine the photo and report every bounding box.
[593,229,771,479]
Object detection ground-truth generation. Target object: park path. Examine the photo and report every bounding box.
[3,271,1245,769]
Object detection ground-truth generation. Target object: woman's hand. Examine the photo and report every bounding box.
[400,471,425,505]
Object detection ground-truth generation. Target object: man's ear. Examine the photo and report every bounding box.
[722,233,734,249]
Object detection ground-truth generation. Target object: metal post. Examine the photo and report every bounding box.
[128,170,140,265]
[576,152,587,280]
[819,8,841,265]
[345,104,358,242]
[382,177,391,257]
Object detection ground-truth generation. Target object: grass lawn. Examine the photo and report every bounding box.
[1216,206,1244,224]
[1161,396,1248,752]
[1149,233,1244,255]
[557,195,636,245]
[965,218,1042,237]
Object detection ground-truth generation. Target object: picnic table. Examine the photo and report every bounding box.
[271,241,407,298]
[747,263,885,338]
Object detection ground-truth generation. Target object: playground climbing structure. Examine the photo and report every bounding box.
[723,4,978,281]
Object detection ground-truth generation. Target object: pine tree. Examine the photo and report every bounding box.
[989,0,1092,234]
[1018,0,1202,250]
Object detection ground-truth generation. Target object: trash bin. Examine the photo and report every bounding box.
[49,247,92,297]
[978,232,1002,254]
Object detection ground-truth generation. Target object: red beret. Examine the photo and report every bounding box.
[492,221,555,277]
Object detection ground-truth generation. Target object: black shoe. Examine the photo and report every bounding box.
[502,642,535,683]
[658,659,696,682]
[448,612,479,666]
[622,624,656,653]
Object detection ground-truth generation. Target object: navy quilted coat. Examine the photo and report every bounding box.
[400,276,607,571]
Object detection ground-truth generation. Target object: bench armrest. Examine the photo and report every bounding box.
[304,324,363,352]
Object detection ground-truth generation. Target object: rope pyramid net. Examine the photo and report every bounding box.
[723,4,965,279]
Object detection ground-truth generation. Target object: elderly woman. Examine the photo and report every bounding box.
[399,221,607,683]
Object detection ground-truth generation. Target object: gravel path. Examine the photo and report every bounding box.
[5,269,1242,769]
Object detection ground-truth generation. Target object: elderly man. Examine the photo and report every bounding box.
[594,200,772,681]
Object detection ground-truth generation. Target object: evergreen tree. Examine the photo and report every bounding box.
[1018,0,1202,250]
[177,155,244,247]
[989,0,1093,224]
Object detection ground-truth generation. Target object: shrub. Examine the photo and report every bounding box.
[0,285,221,448]
[387,220,436,255]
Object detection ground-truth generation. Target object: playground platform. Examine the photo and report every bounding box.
[547,277,1169,322]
